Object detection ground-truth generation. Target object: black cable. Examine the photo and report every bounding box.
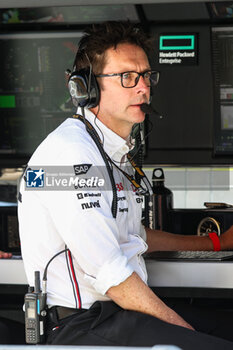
[134,132,143,185]
[94,106,105,145]
[109,116,154,166]
[43,248,68,282]
[87,127,118,218]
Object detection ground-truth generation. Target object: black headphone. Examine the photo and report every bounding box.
[67,38,100,108]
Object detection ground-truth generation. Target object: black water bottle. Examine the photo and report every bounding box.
[152,168,173,231]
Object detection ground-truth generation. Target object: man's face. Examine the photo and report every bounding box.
[92,43,151,139]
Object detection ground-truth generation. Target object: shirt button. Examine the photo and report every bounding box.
[122,146,128,152]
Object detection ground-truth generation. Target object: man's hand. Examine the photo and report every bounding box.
[220,225,233,250]
[0,251,12,259]
[107,272,194,331]
[164,306,194,330]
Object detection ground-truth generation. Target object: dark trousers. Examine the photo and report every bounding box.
[0,317,25,344]
[46,300,233,349]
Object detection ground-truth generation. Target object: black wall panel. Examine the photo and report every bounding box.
[145,23,232,165]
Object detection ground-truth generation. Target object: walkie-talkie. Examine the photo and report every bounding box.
[24,248,68,344]
[24,271,47,344]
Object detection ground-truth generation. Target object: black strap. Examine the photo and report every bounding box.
[47,306,85,323]
[73,114,118,218]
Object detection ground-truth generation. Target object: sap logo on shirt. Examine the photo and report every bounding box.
[73,164,92,175]
[26,169,44,188]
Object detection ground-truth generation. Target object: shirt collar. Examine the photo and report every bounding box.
[76,107,135,163]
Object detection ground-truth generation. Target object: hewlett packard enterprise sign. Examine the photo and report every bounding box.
[159,34,198,65]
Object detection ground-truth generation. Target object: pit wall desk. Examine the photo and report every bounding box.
[1,258,233,299]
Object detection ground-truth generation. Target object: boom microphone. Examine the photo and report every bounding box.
[140,103,163,119]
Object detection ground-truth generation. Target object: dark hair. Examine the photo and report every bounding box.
[73,21,153,74]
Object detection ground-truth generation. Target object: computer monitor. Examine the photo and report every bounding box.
[212,26,233,155]
[0,205,20,254]
[0,31,82,166]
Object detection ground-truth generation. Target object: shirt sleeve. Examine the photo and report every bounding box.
[85,254,134,295]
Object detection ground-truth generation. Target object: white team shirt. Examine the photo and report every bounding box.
[18,108,148,309]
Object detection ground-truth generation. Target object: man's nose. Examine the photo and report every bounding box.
[136,75,150,92]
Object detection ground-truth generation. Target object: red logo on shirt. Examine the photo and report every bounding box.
[116,182,124,192]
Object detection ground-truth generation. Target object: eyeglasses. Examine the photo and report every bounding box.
[95,70,160,88]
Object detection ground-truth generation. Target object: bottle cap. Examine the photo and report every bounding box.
[152,168,164,182]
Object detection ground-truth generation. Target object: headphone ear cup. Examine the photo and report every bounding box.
[68,68,100,108]
[88,73,100,108]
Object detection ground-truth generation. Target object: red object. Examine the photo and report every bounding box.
[208,232,221,251]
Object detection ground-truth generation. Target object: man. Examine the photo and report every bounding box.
[18,21,233,349]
